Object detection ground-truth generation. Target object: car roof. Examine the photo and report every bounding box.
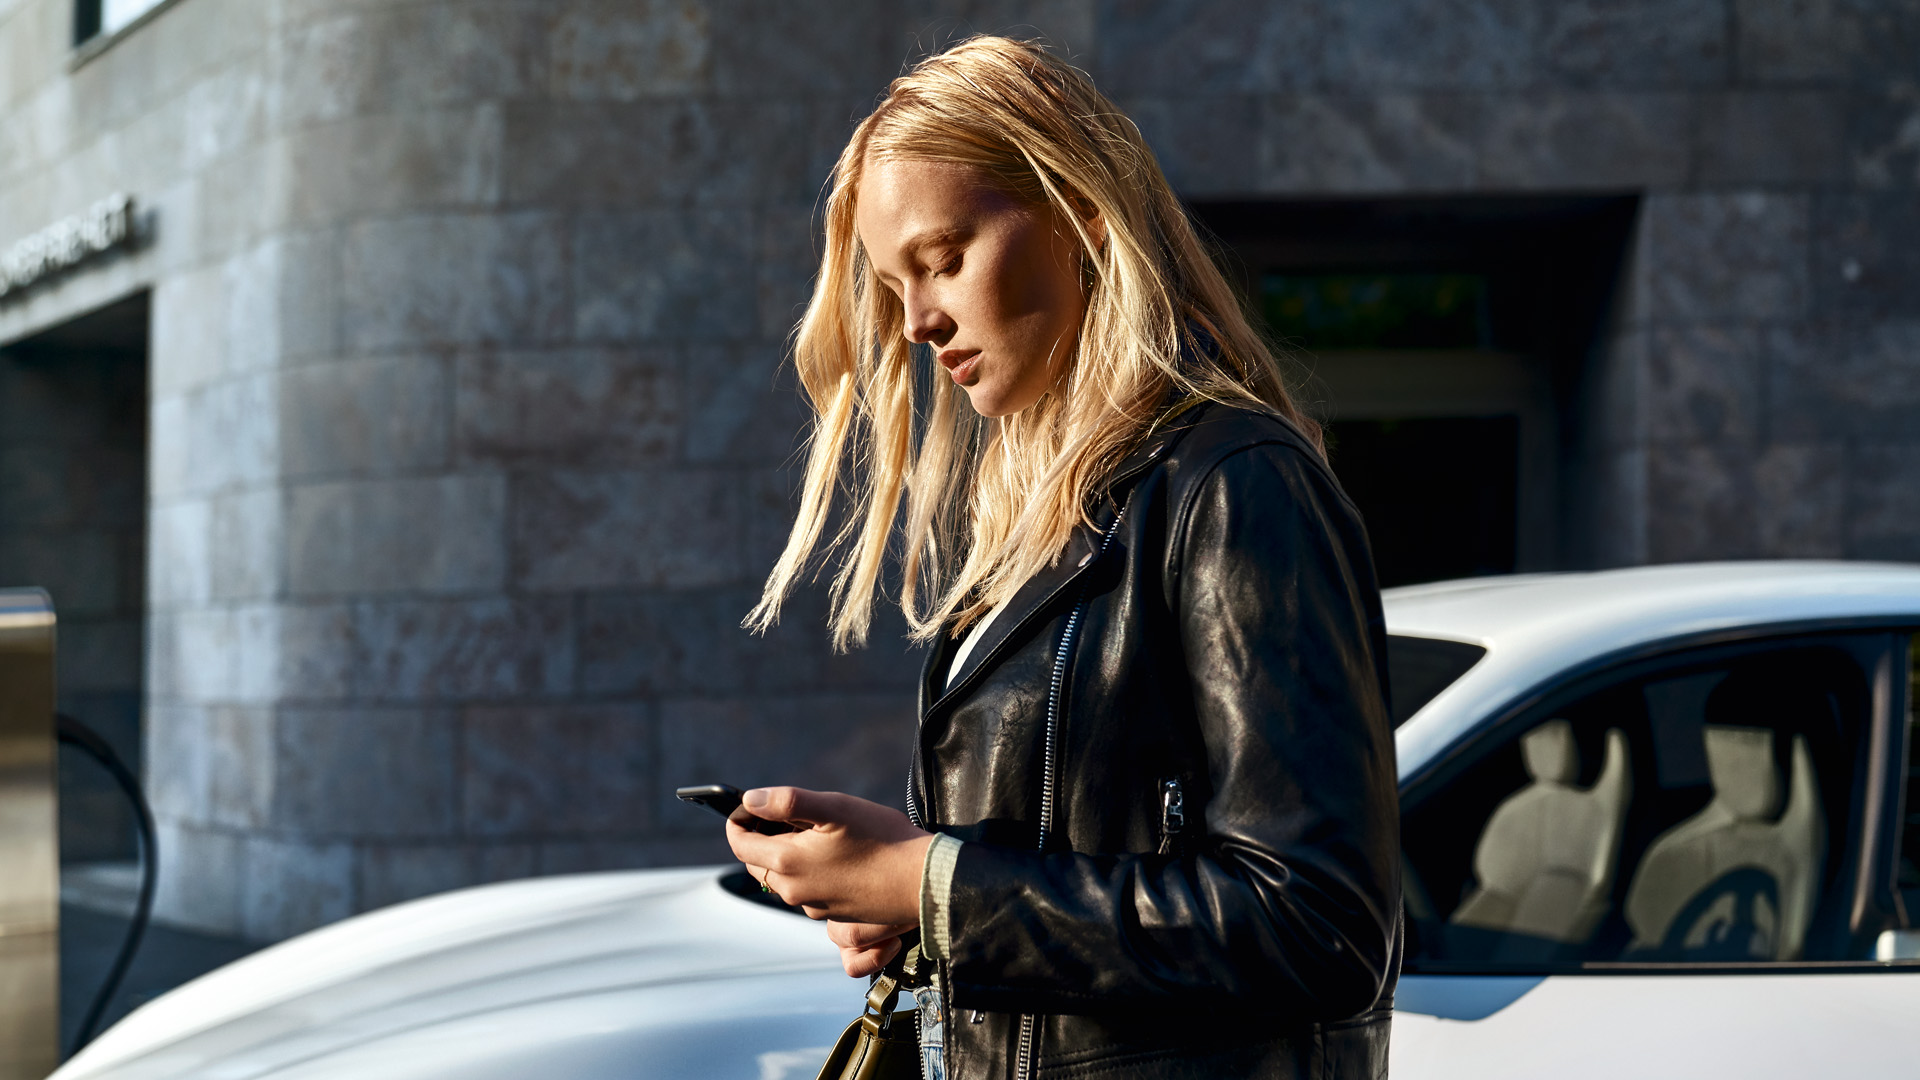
[1385,561,1920,781]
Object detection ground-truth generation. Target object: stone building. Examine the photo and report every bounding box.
[0,0,1914,941]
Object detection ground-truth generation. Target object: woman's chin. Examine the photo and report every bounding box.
[962,384,1043,419]
[961,388,1007,418]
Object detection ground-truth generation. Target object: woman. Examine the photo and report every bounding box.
[727,36,1399,1080]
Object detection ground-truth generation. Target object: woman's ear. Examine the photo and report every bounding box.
[1065,190,1106,251]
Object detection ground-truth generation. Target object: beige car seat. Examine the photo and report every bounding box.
[1623,726,1824,961]
[1451,721,1632,955]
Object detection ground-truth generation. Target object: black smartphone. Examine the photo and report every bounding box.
[674,783,797,835]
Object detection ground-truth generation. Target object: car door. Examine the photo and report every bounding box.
[1389,629,1920,1079]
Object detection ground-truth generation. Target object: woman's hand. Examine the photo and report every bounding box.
[827,920,916,978]
[726,787,932,928]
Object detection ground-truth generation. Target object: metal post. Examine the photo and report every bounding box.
[0,589,57,1079]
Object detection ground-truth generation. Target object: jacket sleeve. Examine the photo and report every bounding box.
[941,442,1401,1019]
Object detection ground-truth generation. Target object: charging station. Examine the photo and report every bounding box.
[0,589,57,1079]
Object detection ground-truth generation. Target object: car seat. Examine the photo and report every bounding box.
[1622,725,1824,961]
[1449,721,1632,960]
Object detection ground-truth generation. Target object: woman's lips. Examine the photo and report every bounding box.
[938,349,981,385]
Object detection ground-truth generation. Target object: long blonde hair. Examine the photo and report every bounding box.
[747,36,1319,650]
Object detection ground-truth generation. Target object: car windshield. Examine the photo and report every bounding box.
[1386,635,1487,726]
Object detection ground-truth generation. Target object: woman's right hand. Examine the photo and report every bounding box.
[826,920,916,978]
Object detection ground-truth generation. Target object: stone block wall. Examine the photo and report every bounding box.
[132,1,932,940]
[1,0,935,940]
[1091,0,1920,564]
[1,0,1916,940]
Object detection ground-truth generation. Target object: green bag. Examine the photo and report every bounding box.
[814,970,922,1080]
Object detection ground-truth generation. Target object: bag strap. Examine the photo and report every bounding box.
[865,972,902,1018]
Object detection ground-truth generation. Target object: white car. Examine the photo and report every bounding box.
[54,562,1920,1079]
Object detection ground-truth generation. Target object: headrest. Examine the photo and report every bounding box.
[1703,725,1784,820]
[1521,720,1578,784]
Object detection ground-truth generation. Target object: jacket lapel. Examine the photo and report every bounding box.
[917,618,960,718]
[924,522,1101,719]
[920,401,1211,719]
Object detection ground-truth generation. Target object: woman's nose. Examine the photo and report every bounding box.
[901,289,952,345]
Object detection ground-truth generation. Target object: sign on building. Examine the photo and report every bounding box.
[0,194,135,302]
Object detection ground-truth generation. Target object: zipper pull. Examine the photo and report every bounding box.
[1159,779,1185,854]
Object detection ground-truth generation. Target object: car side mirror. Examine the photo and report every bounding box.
[1874,929,1920,961]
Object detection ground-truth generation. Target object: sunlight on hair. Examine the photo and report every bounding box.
[746,36,1321,651]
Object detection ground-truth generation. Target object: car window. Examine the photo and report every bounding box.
[1386,635,1487,726]
[1401,638,1875,972]
[1897,633,1920,924]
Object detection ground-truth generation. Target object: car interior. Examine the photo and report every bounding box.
[1621,723,1825,962]
[1401,643,1872,970]
[1899,634,1920,931]
[1445,721,1631,963]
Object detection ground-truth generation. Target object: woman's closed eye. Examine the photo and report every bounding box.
[930,254,963,278]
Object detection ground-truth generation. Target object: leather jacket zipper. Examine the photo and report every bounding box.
[909,428,1179,831]
[1018,493,1133,1080]
[906,754,923,829]
[1158,778,1186,855]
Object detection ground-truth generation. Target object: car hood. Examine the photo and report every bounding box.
[54,867,861,1080]
[54,866,1676,1080]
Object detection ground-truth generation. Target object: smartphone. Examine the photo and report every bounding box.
[674,783,797,835]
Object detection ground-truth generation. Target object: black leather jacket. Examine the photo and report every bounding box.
[910,401,1400,1079]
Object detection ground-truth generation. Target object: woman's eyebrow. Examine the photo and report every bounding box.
[898,226,969,259]
[871,226,969,288]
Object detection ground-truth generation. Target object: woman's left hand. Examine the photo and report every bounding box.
[726,787,933,927]
[827,919,916,978]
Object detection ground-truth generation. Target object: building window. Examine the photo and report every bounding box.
[1193,195,1638,587]
[74,0,170,46]
[1260,273,1492,351]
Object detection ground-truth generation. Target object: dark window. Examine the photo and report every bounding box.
[1193,196,1641,583]
[1402,639,1875,972]
[74,0,100,43]
[1386,635,1487,727]
[1897,633,1920,923]
[74,0,168,46]
[1332,416,1519,586]
[1260,273,1491,350]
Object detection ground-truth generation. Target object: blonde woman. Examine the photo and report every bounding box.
[725,37,1399,1080]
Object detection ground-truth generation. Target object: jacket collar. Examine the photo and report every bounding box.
[915,399,1212,720]
[918,507,1108,719]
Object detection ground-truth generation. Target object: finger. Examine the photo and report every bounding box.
[827,921,914,949]
[761,869,788,905]
[840,938,902,979]
[725,819,788,870]
[743,786,855,827]
[741,785,810,824]
[826,921,884,948]
[736,862,770,884]
[826,922,878,948]
[860,938,902,975]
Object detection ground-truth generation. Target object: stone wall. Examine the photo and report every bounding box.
[1095,0,1920,565]
[0,0,939,941]
[0,0,1915,940]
